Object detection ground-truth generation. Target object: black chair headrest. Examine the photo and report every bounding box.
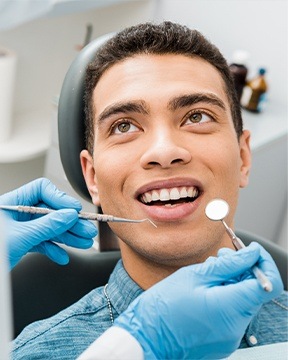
[58,33,113,201]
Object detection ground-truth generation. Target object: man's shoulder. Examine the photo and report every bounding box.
[12,286,111,359]
[262,291,288,315]
[256,291,288,344]
[239,292,287,349]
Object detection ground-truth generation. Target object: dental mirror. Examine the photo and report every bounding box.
[205,198,229,221]
[205,198,273,292]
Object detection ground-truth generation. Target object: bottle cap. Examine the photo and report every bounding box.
[259,68,266,75]
[231,50,250,66]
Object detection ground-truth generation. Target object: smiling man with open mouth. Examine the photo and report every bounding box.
[80,42,251,279]
[12,22,287,360]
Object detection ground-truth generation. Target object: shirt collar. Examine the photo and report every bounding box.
[107,259,144,316]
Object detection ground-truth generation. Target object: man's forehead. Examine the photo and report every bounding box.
[92,53,230,115]
[94,53,225,87]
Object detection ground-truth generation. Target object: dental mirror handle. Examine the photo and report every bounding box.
[222,220,273,292]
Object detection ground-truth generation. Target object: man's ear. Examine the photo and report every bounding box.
[80,150,101,206]
[239,130,252,188]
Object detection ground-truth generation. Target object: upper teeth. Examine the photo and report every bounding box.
[140,187,198,204]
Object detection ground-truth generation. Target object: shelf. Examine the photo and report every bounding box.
[0,111,51,163]
[242,102,287,151]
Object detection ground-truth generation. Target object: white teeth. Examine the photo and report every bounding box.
[160,189,170,201]
[140,186,199,204]
[170,188,181,200]
[145,192,152,203]
[152,190,160,201]
[180,187,188,198]
[187,187,194,197]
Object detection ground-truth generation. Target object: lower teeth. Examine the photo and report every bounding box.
[164,203,177,207]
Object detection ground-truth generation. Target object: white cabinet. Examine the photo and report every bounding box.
[235,105,287,248]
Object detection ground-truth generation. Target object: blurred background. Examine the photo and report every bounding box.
[0,0,286,250]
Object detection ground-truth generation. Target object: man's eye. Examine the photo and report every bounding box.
[185,111,213,125]
[112,120,139,134]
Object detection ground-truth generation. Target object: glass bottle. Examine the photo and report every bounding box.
[241,68,268,112]
[229,50,249,101]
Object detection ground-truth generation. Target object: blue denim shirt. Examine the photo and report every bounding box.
[12,260,288,359]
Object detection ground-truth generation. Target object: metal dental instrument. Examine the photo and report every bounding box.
[0,205,157,227]
[205,199,273,292]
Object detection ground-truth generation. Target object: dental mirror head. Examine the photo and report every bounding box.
[205,199,229,221]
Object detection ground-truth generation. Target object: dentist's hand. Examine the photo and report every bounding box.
[113,243,283,359]
[0,178,97,270]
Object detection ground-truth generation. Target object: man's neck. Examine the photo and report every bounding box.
[120,247,178,289]
[118,233,234,290]
[119,242,210,290]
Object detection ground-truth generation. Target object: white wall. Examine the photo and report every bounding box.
[0,0,155,117]
[154,0,287,106]
[0,0,155,195]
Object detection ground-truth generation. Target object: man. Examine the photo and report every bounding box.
[12,22,287,359]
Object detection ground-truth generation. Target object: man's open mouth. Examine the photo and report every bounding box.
[139,186,200,207]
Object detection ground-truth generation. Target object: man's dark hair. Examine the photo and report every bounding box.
[85,21,242,154]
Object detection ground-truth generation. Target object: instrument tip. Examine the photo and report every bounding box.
[146,218,157,228]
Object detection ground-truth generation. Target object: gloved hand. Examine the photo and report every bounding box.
[0,178,97,269]
[114,243,283,359]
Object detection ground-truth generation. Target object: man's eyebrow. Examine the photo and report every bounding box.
[97,100,149,123]
[168,93,226,111]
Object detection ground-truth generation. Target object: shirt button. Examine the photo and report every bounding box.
[249,335,258,345]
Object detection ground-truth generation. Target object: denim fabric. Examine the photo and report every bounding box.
[12,260,143,359]
[239,293,288,348]
[12,260,288,359]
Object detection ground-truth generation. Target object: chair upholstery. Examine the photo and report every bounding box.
[11,250,121,338]
[58,33,119,251]
[58,33,113,202]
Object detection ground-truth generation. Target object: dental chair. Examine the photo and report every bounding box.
[11,35,288,338]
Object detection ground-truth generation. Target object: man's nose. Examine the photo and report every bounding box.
[140,130,192,169]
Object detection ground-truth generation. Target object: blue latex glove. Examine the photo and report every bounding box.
[114,243,283,359]
[0,178,97,269]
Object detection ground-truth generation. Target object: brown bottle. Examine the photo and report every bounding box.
[241,68,268,112]
[229,51,249,101]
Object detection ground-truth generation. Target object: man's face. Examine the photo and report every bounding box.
[81,54,251,269]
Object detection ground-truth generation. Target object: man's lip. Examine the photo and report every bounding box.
[138,193,202,222]
[135,178,203,198]
[134,178,203,222]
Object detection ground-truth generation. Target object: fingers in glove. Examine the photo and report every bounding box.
[16,178,82,211]
[217,247,235,257]
[214,244,284,310]
[53,231,94,249]
[16,209,79,247]
[193,243,261,284]
[27,210,96,250]
[67,218,98,239]
[31,241,69,265]
[39,178,82,211]
[217,243,283,298]
[251,243,284,297]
